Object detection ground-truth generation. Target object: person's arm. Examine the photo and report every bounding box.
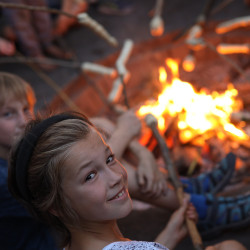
[128,140,168,197]
[205,240,247,250]
[0,37,15,56]
[91,110,141,160]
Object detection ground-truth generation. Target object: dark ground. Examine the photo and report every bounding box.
[1,0,250,249]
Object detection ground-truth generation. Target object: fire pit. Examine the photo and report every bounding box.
[49,20,250,193]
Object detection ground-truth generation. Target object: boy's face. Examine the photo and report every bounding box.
[0,97,33,158]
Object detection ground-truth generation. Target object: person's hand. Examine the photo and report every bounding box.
[116,110,141,139]
[136,148,168,198]
[163,197,198,249]
[0,37,15,56]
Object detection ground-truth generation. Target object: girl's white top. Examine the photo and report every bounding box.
[102,241,169,250]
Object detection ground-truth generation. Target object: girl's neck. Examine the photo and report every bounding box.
[68,220,128,250]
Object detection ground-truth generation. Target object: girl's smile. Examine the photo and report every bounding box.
[107,187,129,202]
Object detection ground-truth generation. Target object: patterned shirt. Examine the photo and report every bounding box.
[103,241,169,250]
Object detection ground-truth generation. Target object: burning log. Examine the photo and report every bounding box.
[216,43,250,55]
[145,113,204,250]
[215,15,250,34]
[150,0,164,37]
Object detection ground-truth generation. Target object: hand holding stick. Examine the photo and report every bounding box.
[145,113,204,250]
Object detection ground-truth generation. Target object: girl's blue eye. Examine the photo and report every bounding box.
[85,172,96,182]
[106,154,115,164]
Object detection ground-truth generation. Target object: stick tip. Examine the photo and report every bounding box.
[145,113,158,126]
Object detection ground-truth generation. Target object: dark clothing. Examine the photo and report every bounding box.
[2,0,54,56]
[0,158,58,250]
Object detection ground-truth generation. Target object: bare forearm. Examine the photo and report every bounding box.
[127,139,145,158]
[108,127,135,160]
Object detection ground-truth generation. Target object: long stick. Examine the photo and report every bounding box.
[0,2,118,47]
[145,113,204,250]
[15,51,82,113]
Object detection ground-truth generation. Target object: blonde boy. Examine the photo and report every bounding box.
[0,72,58,249]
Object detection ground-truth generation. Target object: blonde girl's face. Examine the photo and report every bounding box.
[0,97,33,157]
[61,127,132,223]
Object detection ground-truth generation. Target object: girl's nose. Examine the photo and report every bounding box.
[107,164,123,187]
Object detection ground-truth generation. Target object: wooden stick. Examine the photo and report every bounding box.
[145,113,204,250]
[81,62,116,77]
[173,0,216,41]
[16,51,82,113]
[216,15,250,34]
[0,2,118,47]
[216,43,250,55]
[77,13,118,47]
[108,39,134,107]
[0,55,80,68]
[0,2,76,18]
[204,39,250,82]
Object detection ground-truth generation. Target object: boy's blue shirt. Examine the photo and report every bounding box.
[0,158,59,250]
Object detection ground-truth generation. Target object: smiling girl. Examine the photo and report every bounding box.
[8,112,199,249]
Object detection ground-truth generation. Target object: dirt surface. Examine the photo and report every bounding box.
[1,0,250,249]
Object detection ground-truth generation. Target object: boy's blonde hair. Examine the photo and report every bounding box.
[0,72,36,108]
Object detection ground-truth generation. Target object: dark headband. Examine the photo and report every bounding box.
[15,113,88,201]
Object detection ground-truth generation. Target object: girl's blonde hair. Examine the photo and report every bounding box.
[9,112,93,247]
[0,72,36,108]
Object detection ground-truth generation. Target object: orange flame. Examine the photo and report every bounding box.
[137,58,248,145]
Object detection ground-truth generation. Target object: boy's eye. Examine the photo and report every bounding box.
[3,111,13,118]
[106,154,115,164]
[85,172,96,182]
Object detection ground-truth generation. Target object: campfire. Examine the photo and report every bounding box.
[133,57,250,182]
[137,58,247,144]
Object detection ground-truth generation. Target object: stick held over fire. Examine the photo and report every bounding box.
[78,13,118,47]
[145,113,204,250]
[216,15,250,34]
[150,0,164,37]
[108,39,134,106]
